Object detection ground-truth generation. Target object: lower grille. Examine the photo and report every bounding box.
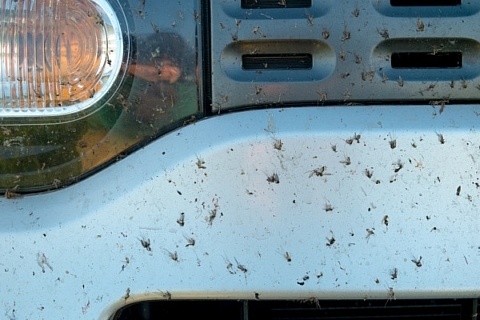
[112,299,478,320]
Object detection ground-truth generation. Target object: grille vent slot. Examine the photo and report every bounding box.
[390,0,461,6]
[241,0,311,9]
[113,299,479,320]
[242,53,313,70]
[391,52,462,69]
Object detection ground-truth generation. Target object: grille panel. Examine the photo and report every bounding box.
[210,0,480,112]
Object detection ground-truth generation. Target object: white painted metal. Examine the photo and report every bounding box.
[1,106,479,319]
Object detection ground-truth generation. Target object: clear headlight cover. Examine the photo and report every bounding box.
[0,0,123,119]
[0,0,201,194]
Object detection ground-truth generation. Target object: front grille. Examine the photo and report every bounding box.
[112,299,479,320]
[210,1,480,112]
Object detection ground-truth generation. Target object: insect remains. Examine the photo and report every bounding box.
[340,156,351,166]
[366,228,375,240]
[167,250,178,262]
[235,258,248,273]
[364,168,373,179]
[37,252,53,273]
[207,197,220,226]
[309,166,330,178]
[326,236,336,247]
[124,288,130,302]
[411,256,423,267]
[377,28,389,39]
[139,237,152,251]
[284,251,292,262]
[196,156,206,169]
[322,28,330,39]
[273,139,283,150]
[456,186,461,196]
[185,236,195,247]
[436,132,445,144]
[390,267,398,280]
[386,286,395,305]
[177,212,185,226]
[341,25,351,41]
[416,18,425,32]
[393,160,403,173]
[267,172,280,184]
[346,133,361,145]
[382,215,389,227]
[324,202,334,212]
[389,138,397,149]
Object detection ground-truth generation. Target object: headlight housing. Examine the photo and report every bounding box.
[0,0,201,193]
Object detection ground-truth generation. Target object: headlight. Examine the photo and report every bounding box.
[0,0,201,193]
[0,0,123,120]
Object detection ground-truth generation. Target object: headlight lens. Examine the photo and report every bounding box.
[0,0,123,120]
[0,0,201,193]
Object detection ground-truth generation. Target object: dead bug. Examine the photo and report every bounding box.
[305,10,314,26]
[266,172,280,184]
[389,138,397,149]
[386,286,395,305]
[273,139,283,150]
[390,267,398,280]
[284,251,292,262]
[185,236,195,247]
[316,91,327,104]
[166,250,178,262]
[377,28,389,39]
[124,288,130,302]
[121,257,130,272]
[411,256,423,267]
[322,28,330,40]
[341,26,351,42]
[345,133,362,145]
[416,18,425,31]
[364,169,373,179]
[366,228,375,240]
[139,237,151,251]
[309,166,330,178]
[340,48,347,61]
[436,132,445,144]
[226,261,236,274]
[37,252,53,273]
[326,236,336,246]
[339,156,351,166]
[393,160,403,173]
[196,156,206,169]
[177,212,185,226]
[4,189,21,199]
[207,208,217,225]
[456,185,461,196]
[331,144,337,152]
[346,133,361,145]
[324,203,334,212]
[397,76,404,87]
[354,54,362,64]
[382,215,389,227]
[235,258,248,273]
[183,115,197,126]
[352,8,360,17]
[161,291,172,300]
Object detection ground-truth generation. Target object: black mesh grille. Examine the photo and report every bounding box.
[112,299,478,320]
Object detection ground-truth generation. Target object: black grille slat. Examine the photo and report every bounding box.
[113,299,478,320]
